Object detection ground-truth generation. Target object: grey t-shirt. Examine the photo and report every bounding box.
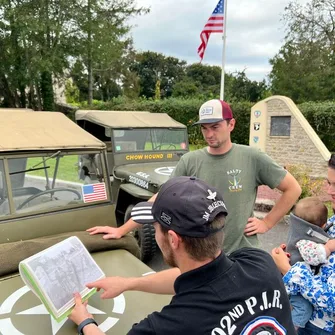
[172,143,286,254]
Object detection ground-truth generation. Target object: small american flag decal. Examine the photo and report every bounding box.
[82,183,107,203]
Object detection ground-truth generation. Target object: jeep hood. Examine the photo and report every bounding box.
[0,249,171,335]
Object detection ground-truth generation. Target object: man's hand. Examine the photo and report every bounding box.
[244,217,270,236]
[87,277,132,299]
[68,293,93,325]
[271,246,291,275]
[86,226,123,240]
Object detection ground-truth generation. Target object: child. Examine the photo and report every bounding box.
[286,197,329,331]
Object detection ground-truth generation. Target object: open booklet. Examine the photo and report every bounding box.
[19,236,105,322]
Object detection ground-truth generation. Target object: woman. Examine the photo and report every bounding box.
[272,154,335,335]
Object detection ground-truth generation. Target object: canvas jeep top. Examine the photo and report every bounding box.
[75,110,189,262]
[0,108,34,112]
[0,111,171,335]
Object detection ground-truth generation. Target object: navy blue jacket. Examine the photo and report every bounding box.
[128,248,296,335]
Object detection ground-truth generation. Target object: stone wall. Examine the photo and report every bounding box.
[265,98,328,177]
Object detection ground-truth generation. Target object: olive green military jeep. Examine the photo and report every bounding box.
[75,110,189,262]
[0,111,171,335]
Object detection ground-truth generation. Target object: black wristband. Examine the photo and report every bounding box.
[77,318,98,335]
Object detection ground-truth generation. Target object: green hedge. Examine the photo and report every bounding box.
[76,98,334,151]
[77,98,253,146]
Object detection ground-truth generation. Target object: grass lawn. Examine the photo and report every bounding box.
[27,156,79,182]
[26,145,202,183]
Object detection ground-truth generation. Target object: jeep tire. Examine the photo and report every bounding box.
[124,204,157,263]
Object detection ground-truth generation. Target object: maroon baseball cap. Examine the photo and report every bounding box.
[193,99,233,125]
[130,176,228,237]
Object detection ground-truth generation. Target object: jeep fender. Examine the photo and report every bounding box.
[119,183,154,199]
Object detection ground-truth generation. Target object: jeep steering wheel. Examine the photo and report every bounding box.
[16,188,81,210]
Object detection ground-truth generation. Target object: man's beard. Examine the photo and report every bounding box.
[206,139,224,148]
[162,242,177,268]
[208,142,220,148]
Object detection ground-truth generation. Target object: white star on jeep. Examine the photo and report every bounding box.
[0,286,125,335]
[207,189,217,201]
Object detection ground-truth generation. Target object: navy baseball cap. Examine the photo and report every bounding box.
[131,176,228,237]
[193,99,233,125]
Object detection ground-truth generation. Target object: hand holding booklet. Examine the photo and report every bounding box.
[19,236,105,322]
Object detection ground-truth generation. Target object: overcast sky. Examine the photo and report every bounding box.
[131,0,308,82]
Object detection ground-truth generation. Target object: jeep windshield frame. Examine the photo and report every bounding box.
[0,149,111,220]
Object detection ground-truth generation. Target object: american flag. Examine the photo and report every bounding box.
[198,0,224,61]
[82,183,107,203]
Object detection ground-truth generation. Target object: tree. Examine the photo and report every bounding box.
[269,0,335,102]
[0,0,148,108]
[172,64,268,102]
[229,71,270,102]
[172,79,199,98]
[122,71,141,99]
[284,0,335,51]
[0,0,83,110]
[269,40,334,102]
[132,51,186,99]
[74,0,148,105]
[172,63,221,98]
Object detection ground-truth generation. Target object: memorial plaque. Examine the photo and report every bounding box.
[270,116,291,136]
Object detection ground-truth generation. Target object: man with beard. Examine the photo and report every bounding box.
[69,177,296,335]
[87,99,301,255]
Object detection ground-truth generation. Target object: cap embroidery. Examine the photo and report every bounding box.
[130,177,228,237]
[207,189,217,201]
[208,200,227,213]
[203,211,210,222]
[203,191,227,222]
[160,212,172,225]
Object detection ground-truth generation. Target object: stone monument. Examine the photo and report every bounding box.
[249,95,331,177]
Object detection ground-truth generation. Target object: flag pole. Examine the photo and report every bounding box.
[220,0,228,100]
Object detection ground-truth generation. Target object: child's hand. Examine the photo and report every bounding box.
[324,239,335,255]
[296,240,327,265]
[279,243,291,258]
[271,247,291,275]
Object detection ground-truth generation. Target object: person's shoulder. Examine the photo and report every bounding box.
[234,145,284,171]
[229,247,273,264]
[181,148,207,159]
[232,144,262,157]
[230,248,284,280]
[128,314,156,335]
[230,247,269,256]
